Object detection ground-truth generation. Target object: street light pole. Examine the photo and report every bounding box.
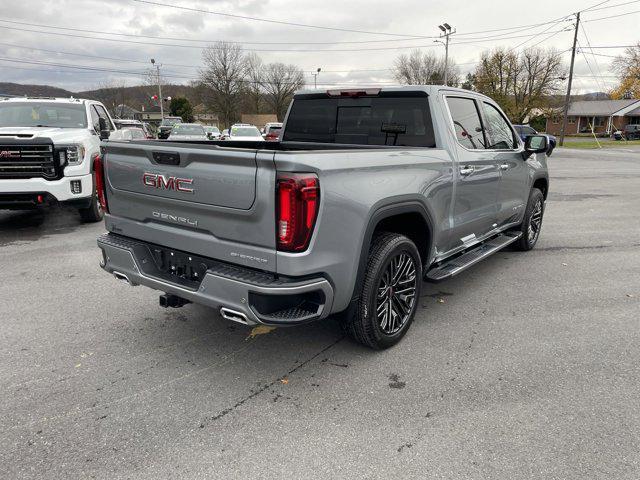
[437,23,455,86]
[151,58,163,120]
[312,68,321,89]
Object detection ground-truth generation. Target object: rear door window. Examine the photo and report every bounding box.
[446,97,487,149]
[283,95,435,147]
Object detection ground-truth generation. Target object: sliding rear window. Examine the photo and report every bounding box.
[282,94,435,147]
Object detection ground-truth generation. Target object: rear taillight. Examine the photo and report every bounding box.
[93,154,108,213]
[276,173,319,252]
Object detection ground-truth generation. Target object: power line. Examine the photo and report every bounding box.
[133,0,434,39]
[0,57,168,78]
[0,56,406,86]
[0,23,572,52]
[578,50,619,58]
[583,8,640,22]
[0,18,430,45]
[581,44,637,48]
[0,41,198,69]
[577,40,607,92]
[508,16,572,51]
[579,24,606,89]
[0,15,591,46]
[0,0,629,91]
[581,0,640,11]
[133,0,628,40]
[580,0,612,12]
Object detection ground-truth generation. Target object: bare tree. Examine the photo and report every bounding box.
[262,63,305,121]
[95,80,129,117]
[245,52,264,114]
[473,47,564,123]
[393,50,459,86]
[199,41,248,128]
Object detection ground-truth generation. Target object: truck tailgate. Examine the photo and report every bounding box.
[102,141,277,271]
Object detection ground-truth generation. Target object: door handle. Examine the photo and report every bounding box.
[499,163,509,170]
[459,166,474,176]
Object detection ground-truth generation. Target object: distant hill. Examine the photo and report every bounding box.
[576,92,611,101]
[0,82,203,115]
[0,82,74,98]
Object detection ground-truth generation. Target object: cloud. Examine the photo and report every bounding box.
[0,0,634,93]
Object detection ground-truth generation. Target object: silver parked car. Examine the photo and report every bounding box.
[167,123,208,141]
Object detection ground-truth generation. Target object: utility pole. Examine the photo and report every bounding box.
[436,23,455,86]
[560,12,580,147]
[150,58,164,120]
[312,67,321,89]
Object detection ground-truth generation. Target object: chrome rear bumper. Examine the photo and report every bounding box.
[97,233,334,326]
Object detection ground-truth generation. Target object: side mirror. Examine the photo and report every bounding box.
[522,134,547,159]
[98,118,111,141]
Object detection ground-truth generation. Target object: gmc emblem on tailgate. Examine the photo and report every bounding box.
[142,172,194,193]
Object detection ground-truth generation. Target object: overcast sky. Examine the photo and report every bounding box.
[0,0,638,93]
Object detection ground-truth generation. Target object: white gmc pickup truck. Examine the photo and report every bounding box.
[0,97,122,222]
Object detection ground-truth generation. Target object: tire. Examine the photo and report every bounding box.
[78,177,104,223]
[514,188,545,251]
[343,232,422,350]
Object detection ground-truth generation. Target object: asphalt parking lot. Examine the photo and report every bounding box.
[1,147,639,480]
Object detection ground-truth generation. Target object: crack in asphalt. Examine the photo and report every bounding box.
[9,341,256,431]
[204,336,345,425]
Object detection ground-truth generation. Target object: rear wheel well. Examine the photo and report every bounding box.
[373,212,430,266]
[533,178,548,199]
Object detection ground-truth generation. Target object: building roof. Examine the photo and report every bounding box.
[627,105,640,116]
[567,99,640,116]
[115,104,140,115]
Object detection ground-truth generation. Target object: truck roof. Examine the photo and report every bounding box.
[0,96,90,104]
[295,85,490,99]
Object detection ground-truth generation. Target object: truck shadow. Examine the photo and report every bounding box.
[0,206,84,246]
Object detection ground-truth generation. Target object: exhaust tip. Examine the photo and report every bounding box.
[113,271,132,285]
[220,307,249,325]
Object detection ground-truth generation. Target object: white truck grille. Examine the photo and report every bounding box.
[0,143,59,180]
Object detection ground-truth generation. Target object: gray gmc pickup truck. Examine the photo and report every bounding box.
[96,86,549,349]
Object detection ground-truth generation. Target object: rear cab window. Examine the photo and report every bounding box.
[282,91,435,147]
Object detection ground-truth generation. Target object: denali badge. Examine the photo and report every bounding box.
[143,172,193,193]
[152,211,198,227]
[0,150,17,158]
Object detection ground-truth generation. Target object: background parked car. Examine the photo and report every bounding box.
[167,123,208,141]
[113,119,154,139]
[263,122,283,141]
[514,125,556,156]
[120,127,148,140]
[204,125,221,140]
[623,124,640,140]
[228,124,264,142]
[157,116,183,139]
